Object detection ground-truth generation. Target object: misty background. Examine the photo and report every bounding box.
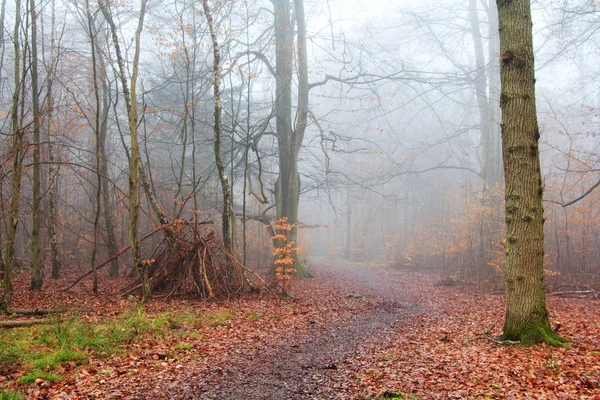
[0,0,598,290]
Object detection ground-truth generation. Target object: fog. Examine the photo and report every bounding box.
[0,0,599,291]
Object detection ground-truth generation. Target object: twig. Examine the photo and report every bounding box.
[63,226,164,291]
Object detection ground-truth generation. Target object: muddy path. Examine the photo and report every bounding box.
[197,261,423,399]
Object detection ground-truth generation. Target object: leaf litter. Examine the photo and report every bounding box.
[1,262,599,399]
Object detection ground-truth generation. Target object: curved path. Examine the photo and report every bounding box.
[198,261,421,399]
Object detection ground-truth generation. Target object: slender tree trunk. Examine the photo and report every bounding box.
[497,0,563,345]
[345,187,351,260]
[100,72,119,276]
[86,0,102,293]
[488,0,502,186]
[46,0,60,279]
[202,0,234,257]
[3,0,23,310]
[29,0,43,291]
[90,23,120,277]
[100,0,150,301]
[0,0,7,82]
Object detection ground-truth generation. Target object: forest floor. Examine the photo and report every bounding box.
[1,260,600,399]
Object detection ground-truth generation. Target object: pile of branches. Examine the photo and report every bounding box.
[123,221,247,299]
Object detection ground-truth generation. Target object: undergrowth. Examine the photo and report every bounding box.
[0,304,238,391]
[0,390,24,400]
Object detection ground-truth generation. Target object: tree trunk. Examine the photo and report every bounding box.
[100,0,150,301]
[497,0,563,346]
[86,0,102,294]
[487,0,502,186]
[47,0,60,279]
[29,0,42,291]
[91,22,120,278]
[202,0,234,258]
[100,77,120,277]
[272,0,310,277]
[3,0,23,310]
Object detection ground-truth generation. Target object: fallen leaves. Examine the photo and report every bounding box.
[2,263,600,399]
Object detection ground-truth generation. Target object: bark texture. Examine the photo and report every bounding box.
[202,0,234,256]
[3,0,23,310]
[272,0,309,277]
[29,0,42,291]
[497,0,563,346]
[100,0,150,301]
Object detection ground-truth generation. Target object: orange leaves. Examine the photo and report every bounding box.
[272,218,297,290]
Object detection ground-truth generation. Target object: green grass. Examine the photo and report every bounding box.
[18,370,62,383]
[247,312,261,321]
[0,390,24,400]
[203,311,234,327]
[0,306,220,383]
[174,343,194,350]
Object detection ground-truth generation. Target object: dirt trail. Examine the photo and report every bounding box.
[198,261,421,400]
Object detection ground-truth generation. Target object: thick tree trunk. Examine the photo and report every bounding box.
[272,0,310,277]
[497,0,564,346]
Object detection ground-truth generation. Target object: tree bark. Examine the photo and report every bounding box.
[29,0,42,291]
[87,0,102,294]
[3,0,23,310]
[272,0,310,277]
[100,0,150,301]
[47,0,60,279]
[497,0,564,346]
[202,0,234,257]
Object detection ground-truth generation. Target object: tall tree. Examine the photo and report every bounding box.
[46,0,61,279]
[202,0,234,255]
[29,0,43,291]
[100,0,150,301]
[86,0,102,293]
[3,0,24,309]
[272,0,309,275]
[497,0,563,345]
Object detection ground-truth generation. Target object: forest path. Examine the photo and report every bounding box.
[198,261,422,400]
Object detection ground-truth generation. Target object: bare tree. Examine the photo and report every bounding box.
[100,0,150,301]
[29,0,43,291]
[3,0,24,309]
[202,0,234,256]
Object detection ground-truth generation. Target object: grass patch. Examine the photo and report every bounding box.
[0,306,208,383]
[18,370,62,383]
[174,343,194,350]
[247,312,261,321]
[0,390,24,400]
[183,331,204,339]
[374,391,418,400]
[30,348,85,370]
[203,311,234,327]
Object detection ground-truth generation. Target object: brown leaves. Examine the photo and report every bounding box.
[4,263,600,399]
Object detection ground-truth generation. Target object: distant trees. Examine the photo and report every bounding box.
[496,0,563,345]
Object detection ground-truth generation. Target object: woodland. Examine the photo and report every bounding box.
[0,0,599,398]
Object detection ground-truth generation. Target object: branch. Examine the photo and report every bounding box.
[235,50,276,77]
[561,178,600,207]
